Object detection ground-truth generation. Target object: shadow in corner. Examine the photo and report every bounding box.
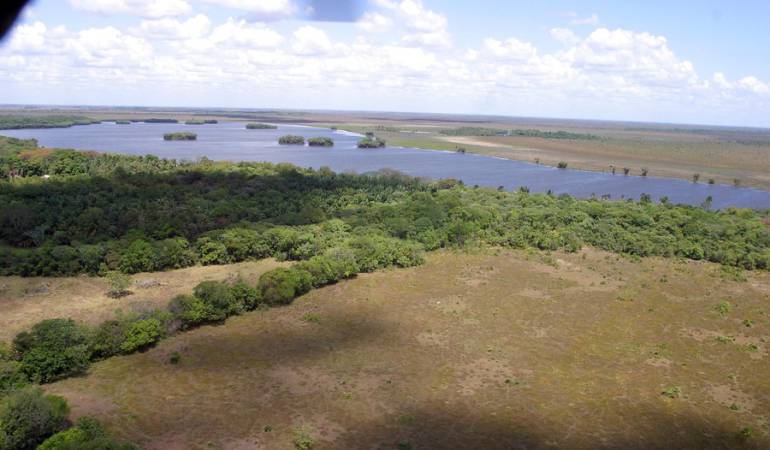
[329,401,766,450]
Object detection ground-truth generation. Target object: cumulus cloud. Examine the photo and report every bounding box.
[374,0,451,48]
[200,0,296,20]
[292,26,335,55]
[139,14,211,40]
[569,12,600,26]
[356,12,393,33]
[550,28,580,46]
[0,7,768,124]
[69,0,191,18]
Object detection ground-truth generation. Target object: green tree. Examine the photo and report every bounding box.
[0,387,68,450]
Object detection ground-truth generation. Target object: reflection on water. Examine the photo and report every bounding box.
[3,121,770,209]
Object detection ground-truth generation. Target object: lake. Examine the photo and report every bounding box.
[3,121,770,209]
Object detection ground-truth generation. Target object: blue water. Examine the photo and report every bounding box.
[3,121,770,209]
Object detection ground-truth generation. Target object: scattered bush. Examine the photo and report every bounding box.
[105,271,131,298]
[257,268,313,305]
[357,137,386,148]
[307,137,334,147]
[119,319,163,354]
[246,123,277,129]
[0,387,68,450]
[557,161,568,169]
[193,281,242,320]
[37,416,136,450]
[163,132,196,141]
[278,135,305,145]
[13,319,91,383]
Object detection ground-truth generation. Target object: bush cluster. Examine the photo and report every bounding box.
[307,137,334,147]
[278,135,305,145]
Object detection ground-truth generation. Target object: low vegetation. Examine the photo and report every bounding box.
[357,136,386,148]
[247,123,277,130]
[0,115,100,130]
[115,120,131,125]
[439,126,599,140]
[278,135,305,145]
[163,132,197,141]
[307,137,334,147]
[143,118,178,124]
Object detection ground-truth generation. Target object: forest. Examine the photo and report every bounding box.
[0,151,768,277]
[0,115,100,130]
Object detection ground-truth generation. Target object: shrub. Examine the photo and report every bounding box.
[231,280,262,310]
[278,135,305,145]
[168,295,210,328]
[0,361,27,395]
[37,416,136,450]
[105,271,131,298]
[357,137,386,148]
[89,320,128,359]
[163,132,196,141]
[557,161,568,169]
[119,240,156,274]
[246,123,277,129]
[307,137,334,147]
[196,237,232,266]
[13,319,91,383]
[0,387,69,450]
[257,268,313,305]
[120,319,162,354]
[193,281,241,320]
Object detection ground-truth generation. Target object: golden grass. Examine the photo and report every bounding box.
[21,249,767,449]
[0,259,286,342]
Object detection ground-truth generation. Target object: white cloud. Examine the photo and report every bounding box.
[550,28,580,46]
[0,10,768,125]
[201,0,296,19]
[374,0,451,48]
[483,37,537,60]
[569,12,600,26]
[139,14,211,40]
[292,26,334,55]
[737,76,769,94]
[69,0,191,18]
[356,12,393,33]
[208,19,284,48]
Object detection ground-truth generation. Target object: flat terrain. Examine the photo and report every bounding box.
[0,259,285,341]
[3,107,770,189]
[3,249,763,449]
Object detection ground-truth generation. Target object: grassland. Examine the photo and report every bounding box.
[0,248,760,449]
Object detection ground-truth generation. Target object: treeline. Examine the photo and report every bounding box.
[439,127,599,140]
[0,159,769,275]
[0,136,37,157]
[0,114,100,130]
[1,148,181,179]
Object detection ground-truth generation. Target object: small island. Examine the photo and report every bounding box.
[145,118,179,123]
[278,135,305,145]
[307,137,334,147]
[115,120,131,125]
[204,119,218,124]
[247,123,278,129]
[164,132,197,141]
[185,119,206,125]
[357,136,386,148]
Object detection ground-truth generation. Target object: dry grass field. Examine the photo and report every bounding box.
[2,249,762,449]
[0,259,286,342]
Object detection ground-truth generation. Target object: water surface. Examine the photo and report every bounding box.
[3,121,770,209]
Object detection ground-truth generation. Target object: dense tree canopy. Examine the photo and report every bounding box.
[0,157,767,278]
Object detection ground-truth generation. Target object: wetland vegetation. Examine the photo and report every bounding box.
[162,132,196,141]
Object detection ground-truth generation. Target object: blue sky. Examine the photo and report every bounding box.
[1,0,769,127]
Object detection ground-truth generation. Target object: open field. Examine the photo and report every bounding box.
[3,249,761,449]
[3,106,770,189]
[0,259,285,342]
